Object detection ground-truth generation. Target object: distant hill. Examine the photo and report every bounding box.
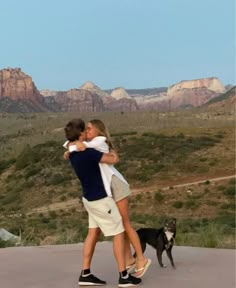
[205,86,236,105]
[204,86,236,110]
[105,87,168,96]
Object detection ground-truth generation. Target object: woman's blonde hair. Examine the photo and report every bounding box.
[89,119,114,150]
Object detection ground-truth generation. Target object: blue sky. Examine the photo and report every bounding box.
[1,0,235,90]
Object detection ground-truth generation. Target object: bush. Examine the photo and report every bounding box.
[49,211,57,218]
[25,166,41,178]
[15,145,40,170]
[229,178,236,185]
[111,131,137,137]
[135,194,143,201]
[47,174,65,186]
[0,239,16,248]
[185,200,200,210]
[172,201,183,208]
[154,191,164,202]
[0,158,15,174]
[223,186,235,197]
[41,217,50,224]
[220,203,235,210]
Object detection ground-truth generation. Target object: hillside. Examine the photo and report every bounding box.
[0,109,235,248]
[204,86,236,109]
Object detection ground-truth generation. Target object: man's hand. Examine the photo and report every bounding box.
[63,150,70,160]
[110,151,119,163]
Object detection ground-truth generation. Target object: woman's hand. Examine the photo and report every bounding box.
[76,141,86,151]
[63,151,70,160]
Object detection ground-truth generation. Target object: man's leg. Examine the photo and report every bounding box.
[113,231,126,272]
[82,227,101,270]
[79,199,106,286]
[79,227,107,286]
[113,232,142,287]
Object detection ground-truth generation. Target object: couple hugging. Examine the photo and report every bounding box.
[64,118,151,287]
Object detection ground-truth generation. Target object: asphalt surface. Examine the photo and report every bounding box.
[0,242,235,288]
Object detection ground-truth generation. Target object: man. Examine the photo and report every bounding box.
[64,118,141,287]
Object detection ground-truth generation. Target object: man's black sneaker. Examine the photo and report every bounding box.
[118,274,142,287]
[78,273,107,286]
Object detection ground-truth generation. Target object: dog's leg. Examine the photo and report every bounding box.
[166,248,175,268]
[140,240,147,254]
[157,249,166,268]
[133,240,146,258]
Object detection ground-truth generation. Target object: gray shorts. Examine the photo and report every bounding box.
[111,175,131,202]
[82,196,124,237]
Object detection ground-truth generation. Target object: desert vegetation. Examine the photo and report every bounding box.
[0,109,235,248]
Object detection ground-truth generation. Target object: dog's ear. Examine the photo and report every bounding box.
[172,218,177,224]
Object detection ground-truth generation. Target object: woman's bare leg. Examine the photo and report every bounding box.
[116,197,148,270]
[124,231,134,265]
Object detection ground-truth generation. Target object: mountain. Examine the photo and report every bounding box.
[41,82,138,112]
[53,89,104,112]
[137,77,226,110]
[0,68,50,112]
[204,86,236,110]
[0,67,229,113]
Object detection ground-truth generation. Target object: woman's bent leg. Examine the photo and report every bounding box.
[116,197,148,270]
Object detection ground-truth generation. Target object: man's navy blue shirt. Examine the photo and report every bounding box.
[69,148,107,201]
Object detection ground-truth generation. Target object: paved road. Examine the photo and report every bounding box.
[0,243,235,288]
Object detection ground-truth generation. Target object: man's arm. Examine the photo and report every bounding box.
[100,151,119,164]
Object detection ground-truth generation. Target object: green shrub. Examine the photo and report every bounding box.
[220,203,235,210]
[223,186,235,197]
[47,174,65,186]
[60,195,67,201]
[154,191,164,202]
[0,239,16,248]
[48,221,57,230]
[214,214,235,228]
[172,201,183,208]
[229,178,236,185]
[25,166,41,178]
[185,200,200,210]
[111,131,137,137]
[0,192,21,205]
[49,211,57,218]
[0,158,15,174]
[41,217,50,224]
[15,145,40,170]
[135,194,143,201]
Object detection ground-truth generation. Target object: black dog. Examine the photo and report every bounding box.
[135,218,176,268]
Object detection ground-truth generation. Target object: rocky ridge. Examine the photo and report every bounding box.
[0,68,230,112]
[0,68,50,112]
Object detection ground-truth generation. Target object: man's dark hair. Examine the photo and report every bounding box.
[64,118,85,141]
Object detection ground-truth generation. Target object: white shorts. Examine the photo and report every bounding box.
[82,196,124,237]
